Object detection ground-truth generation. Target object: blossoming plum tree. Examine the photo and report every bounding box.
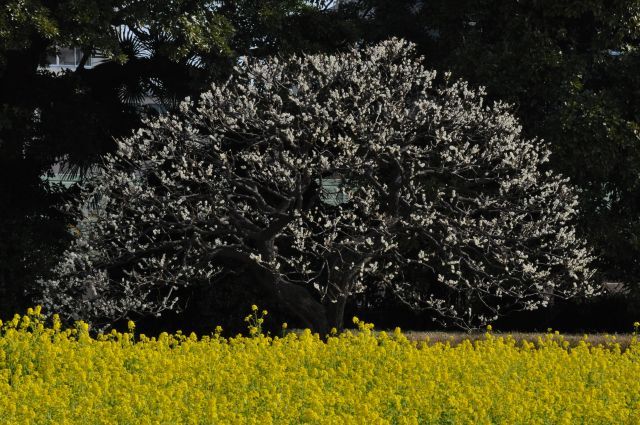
[40,39,599,332]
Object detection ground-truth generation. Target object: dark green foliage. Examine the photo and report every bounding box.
[0,0,349,316]
[3,0,640,328]
[340,0,640,298]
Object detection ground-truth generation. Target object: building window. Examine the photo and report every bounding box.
[319,176,351,206]
[46,47,93,68]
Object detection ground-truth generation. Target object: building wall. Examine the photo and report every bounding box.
[43,47,108,73]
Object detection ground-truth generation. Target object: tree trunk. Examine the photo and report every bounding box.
[275,279,329,335]
[209,249,329,334]
[323,274,352,333]
[325,295,348,332]
[242,260,329,335]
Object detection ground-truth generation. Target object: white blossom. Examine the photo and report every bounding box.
[38,39,598,331]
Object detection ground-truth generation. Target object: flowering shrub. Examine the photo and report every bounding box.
[40,38,597,332]
[1,308,640,424]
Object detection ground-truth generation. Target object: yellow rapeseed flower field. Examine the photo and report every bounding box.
[1,307,639,424]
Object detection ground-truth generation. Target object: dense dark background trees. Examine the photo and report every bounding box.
[339,0,640,329]
[2,0,640,331]
[0,0,353,317]
[343,0,640,300]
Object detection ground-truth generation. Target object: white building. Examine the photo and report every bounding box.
[45,47,108,73]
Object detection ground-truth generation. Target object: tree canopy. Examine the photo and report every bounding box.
[41,40,597,332]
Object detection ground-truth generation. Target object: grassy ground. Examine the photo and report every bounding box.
[397,330,636,350]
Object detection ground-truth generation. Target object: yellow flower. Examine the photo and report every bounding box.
[52,314,61,332]
[127,320,136,332]
[251,304,258,311]
[2,307,640,424]
[281,323,288,330]
[486,325,492,332]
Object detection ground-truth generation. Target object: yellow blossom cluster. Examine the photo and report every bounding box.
[1,308,640,424]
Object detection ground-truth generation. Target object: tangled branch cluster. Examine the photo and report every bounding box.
[40,39,598,331]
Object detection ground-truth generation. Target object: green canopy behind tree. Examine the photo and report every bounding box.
[340,0,640,299]
[0,0,356,316]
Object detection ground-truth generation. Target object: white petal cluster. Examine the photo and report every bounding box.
[39,39,598,329]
